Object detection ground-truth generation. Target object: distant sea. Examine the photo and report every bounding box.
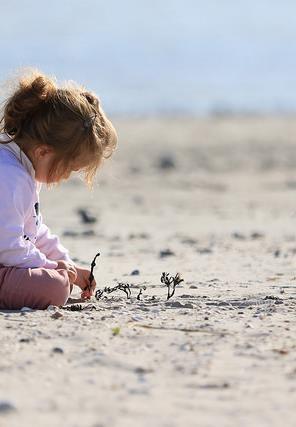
[0,0,296,116]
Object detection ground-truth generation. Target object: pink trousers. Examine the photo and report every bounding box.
[0,265,72,310]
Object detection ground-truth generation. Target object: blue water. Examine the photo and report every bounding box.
[0,0,296,115]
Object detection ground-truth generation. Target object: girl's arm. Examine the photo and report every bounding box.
[35,216,72,263]
[0,168,58,269]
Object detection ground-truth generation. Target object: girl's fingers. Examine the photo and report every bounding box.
[68,265,77,279]
[80,279,96,300]
[81,289,91,300]
[68,271,77,283]
[90,279,97,291]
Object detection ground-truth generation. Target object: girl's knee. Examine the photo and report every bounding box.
[0,267,71,310]
[47,272,71,307]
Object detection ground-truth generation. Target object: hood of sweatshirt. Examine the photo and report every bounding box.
[0,133,35,179]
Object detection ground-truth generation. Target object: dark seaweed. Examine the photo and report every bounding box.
[77,208,97,224]
[137,286,146,300]
[95,283,132,300]
[86,252,100,292]
[161,272,184,300]
[61,304,97,311]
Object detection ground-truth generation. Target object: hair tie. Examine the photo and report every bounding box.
[83,113,97,130]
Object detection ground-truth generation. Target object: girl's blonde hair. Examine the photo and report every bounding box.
[0,70,117,186]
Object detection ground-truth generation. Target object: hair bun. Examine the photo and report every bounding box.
[28,75,55,101]
[3,71,56,136]
[81,91,99,109]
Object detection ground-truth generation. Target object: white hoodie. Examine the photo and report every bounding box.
[0,133,72,269]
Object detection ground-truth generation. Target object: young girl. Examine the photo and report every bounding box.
[0,70,117,310]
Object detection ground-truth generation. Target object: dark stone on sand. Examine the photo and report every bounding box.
[274,250,281,258]
[181,238,198,245]
[131,269,140,276]
[0,401,16,413]
[63,230,79,237]
[196,248,212,254]
[134,367,153,375]
[251,232,264,240]
[77,208,97,224]
[82,230,96,237]
[158,155,176,170]
[232,232,246,240]
[19,338,31,343]
[199,382,230,390]
[52,347,64,354]
[128,233,150,240]
[165,301,194,309]
[63,229,95,238]
[264,295,283,304]
[159,249,175,258]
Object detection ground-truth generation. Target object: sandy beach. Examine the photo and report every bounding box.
[1,116,296,427]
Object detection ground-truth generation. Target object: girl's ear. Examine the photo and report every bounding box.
[34,144,54,159]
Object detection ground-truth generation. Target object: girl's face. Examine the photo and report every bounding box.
[29,145,83,184]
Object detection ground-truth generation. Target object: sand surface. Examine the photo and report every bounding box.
[1,116,296,427]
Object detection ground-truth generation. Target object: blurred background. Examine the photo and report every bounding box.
[1,0,296,116]
[1,3,296,426]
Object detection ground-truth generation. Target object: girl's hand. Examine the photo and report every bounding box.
[74,265,97,299]
[56,260,77,283]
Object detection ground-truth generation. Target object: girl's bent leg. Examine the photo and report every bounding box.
[0,266,71,310]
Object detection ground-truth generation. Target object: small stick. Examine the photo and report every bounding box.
[85,252,100,293]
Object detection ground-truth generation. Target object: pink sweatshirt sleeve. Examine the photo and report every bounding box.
[35,216,72,263]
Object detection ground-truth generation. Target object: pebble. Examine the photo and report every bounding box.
[52,347,64,354]
[196,248,212,254]
[47,305,58,312]
[131,269,140,276]
[50,312,64,320]
[134,366,153,375]
[165,301,194,309]
[232,232,246,240]
[251,232,264,240]
[180,343,194,352]
[0,400,16,413]
[131,315,144,322]
[158,155,176,170]
[245,323,254,328]
[19,338,31,343]
[198,382,230,390]
[20,307,34,312]
[159,249,175,258]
